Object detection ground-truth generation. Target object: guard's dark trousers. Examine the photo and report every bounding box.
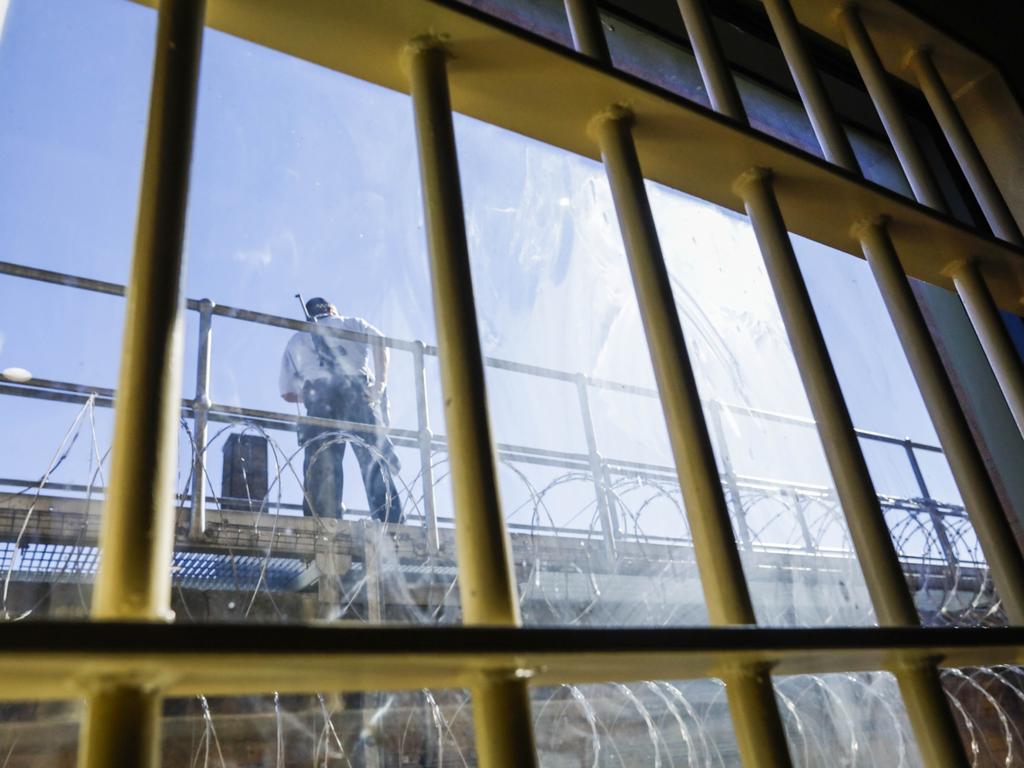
[300,376,403,523]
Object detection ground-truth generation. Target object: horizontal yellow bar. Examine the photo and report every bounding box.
[2,623,1022,701]
[130,0,1024,314]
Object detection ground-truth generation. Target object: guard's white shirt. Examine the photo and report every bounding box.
[279,315,382,399]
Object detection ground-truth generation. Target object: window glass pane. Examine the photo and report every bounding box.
[647,181,876,627]
[942,666,1024,765]
[794,235,1004,627]
[532,679,740,765]
[176,31,459,625]
[775,671,923,766]
[0,0,155,621]
[162,689,473,766]
[455,114,708,627]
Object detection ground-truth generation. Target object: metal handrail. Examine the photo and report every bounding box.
[0,259,957,555]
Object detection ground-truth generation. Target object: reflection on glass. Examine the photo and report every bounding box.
[0,700,80,766]
[776,672,922,767]
[795,237,1003,627]
[161,690,473,767]
[533,679,739,765]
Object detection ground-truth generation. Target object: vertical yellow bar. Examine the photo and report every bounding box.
[859,222,1024,624]
[836,4,945,210]
[737,170,918,627]
[762,0,859,172]
[737,173,969,767]
[406,39,538,768]
[909,49,1024,246]
[563,0,609,62]
[82,0,206,766]
[675,0,747,121]
[950,260,1024,439]
[595,109,793,768]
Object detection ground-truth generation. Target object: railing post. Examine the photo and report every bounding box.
[406,38,538,768]
[575,374,618,559]
[857,220,1024,625]
[413,340,440,554]
[82,0,206,767]
[903,439,958,571]
[189,298,214,541]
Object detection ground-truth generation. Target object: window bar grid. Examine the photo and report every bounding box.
[406,39,539,768]
[825,1,1024,617]
[82,0,206,765]
[565,4,793,764]
[857,220,1024,624]
[836,5,1024,425]
[594,104,794,768]
[674,0,972,762]
[768,2,1024,623]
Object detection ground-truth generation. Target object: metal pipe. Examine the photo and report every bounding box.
[674,0,747,122]
[737,169,919,627]
[861,223,1024,622]
[563,0,610,63]
[189,298,214,541]
[903,440,958,570]
[909,49,1024,246]
[895,662,970,768]
[413,340,440,553]
[835,4,946,210]
[950,260,1024,438]
[407,38,537,768]
[739,172,969,765]
[576,374,618,559]
[83,0,206,766]
[593,109,793,767]
[761,0,859,172]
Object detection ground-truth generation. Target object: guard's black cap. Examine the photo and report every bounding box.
[306,297,332,318]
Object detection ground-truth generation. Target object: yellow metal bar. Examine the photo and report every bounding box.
[951,260,1024,440]
[738,171,969,766]
[894,662,969,768]
[737,170,918,628]
[166,0,1024,313]
[835,4,945,210]
[859,222,1024,624]
[83,0,206,766]
[674,0,747,122]
[407,39,538,768]
[908,49,1023,246]
[762,0,859,172]
[594,109,792,768]
[563,0,609,63]
[79,686,162,768]
[720,665,794,768]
